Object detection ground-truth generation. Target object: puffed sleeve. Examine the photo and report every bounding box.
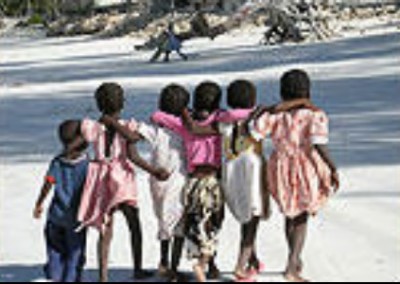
[81,118,101,143]
[137,122,157,147]
[310,111,329,145]
[126,118,138,132]
[249,112,275,141]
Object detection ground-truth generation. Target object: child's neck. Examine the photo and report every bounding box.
[106,112,121,120]
[193,109,215,121]
[62,150,83,161]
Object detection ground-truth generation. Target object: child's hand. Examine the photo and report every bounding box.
[332,171,340,192]
[275,99,318,113]
[182,108,191,118]
[99,114,114,126]
[33,204,43,219]
[154,168,171,181]
[301,100,320,112]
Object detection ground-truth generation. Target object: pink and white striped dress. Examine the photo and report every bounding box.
[251,109,333,218]
[78,118,138,230]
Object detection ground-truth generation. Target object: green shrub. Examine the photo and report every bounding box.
[27,13,44,25]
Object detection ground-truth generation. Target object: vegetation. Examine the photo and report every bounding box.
[0,0,60,17]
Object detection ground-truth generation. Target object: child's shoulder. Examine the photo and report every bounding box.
[81,117,100,129]
[292,108,329,125]
[49,155,62,166]
[291,107,327,117]
[218,108,253,123]
[51,154,89,167]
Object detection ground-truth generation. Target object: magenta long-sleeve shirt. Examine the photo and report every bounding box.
[151,109,253,173]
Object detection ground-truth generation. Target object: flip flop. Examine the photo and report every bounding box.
[234,273,257,282]
[247,262,266,277]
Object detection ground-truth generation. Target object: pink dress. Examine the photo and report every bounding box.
[251,109,333,218]
[78,118,138,230]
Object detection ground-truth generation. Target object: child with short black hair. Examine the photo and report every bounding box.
[70,82,169,282]
[34,120,89,282]
[100,84,190,282]
[249,69,339,282]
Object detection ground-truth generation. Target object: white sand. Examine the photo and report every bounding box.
[1,17,400,282]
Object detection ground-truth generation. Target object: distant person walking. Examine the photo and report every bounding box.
[150,23,188,63]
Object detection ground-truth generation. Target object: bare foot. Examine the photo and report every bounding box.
[167,271,189,282]
[284,271,309,283]
[297,260,304,274]
[158,264,169,277]
[207,265,221,280]
[234,271,256,283]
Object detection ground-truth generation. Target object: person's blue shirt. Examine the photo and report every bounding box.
[46,154,89,228]
[166,30,182,51]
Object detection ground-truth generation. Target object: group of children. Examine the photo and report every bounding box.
[34,69,339,283]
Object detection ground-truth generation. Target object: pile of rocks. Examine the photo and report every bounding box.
[45,11,230,39]
[34,3,400,40]
[338,4,399,21]
[47,13,124,37]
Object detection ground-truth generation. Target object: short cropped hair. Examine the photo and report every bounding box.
[95,82,124,115]
[227,80,257,109]
[193,81,222,113]
[159,84,190,116]
[58,120,81,146]
[280,69,311,100]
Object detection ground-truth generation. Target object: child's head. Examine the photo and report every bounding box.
[193,81,222,119]
[227,80,257,109]
[95,82,124,115]
[280,69,311,101]
[159,84,190,116]
[58,120,85,150]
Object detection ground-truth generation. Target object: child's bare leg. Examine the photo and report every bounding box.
[235,217,260,277]
[285,217,295,249]
[249,249,261,271]
[159,240,170,274]
[98,217,113,282]
[285,216,295,267]
[207,256,220,279]
[171,237,184,272]
[167,237,185,281]
[193,255,210,283]
[284,213,309,282]
[120,204,150,279]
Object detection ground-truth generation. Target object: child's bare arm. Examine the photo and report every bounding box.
[100,115,143,143]
[33,181,53,219]
[181,108,219,136]
[274,98,319,113]
[242,106,270,136]
[63,121,88,156]
[314,144,340,192]
[64,134,86,155]
[127,143,170,181]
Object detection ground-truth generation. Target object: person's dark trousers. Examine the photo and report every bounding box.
[44,221,87,282]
